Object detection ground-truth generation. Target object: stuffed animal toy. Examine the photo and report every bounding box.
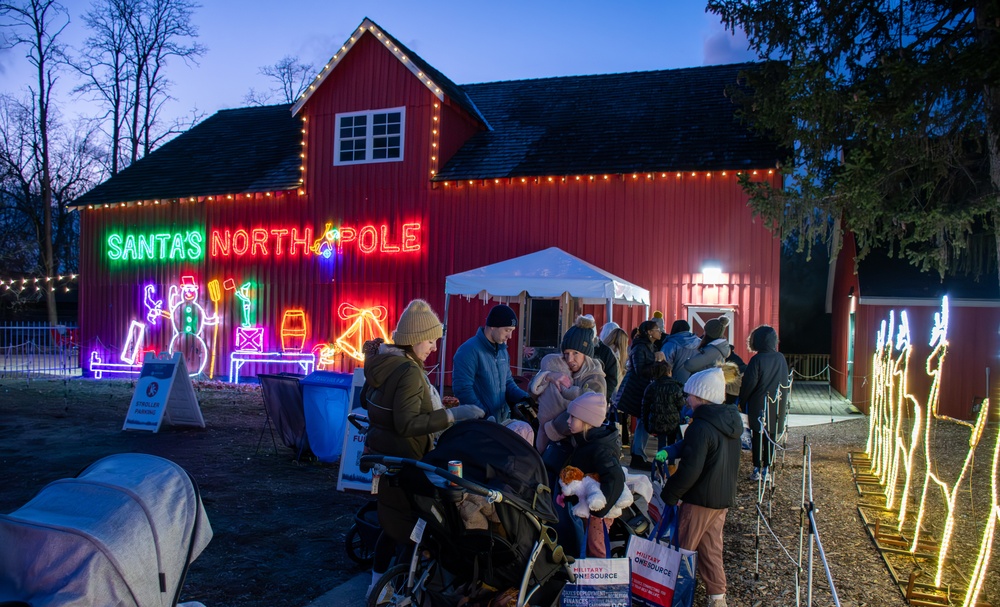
[559,466,607,519]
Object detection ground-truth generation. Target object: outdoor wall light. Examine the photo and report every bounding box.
[701,261,723,284]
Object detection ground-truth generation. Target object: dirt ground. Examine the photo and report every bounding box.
[1,377,997,607]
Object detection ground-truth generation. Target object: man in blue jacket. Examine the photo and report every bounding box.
[452,304,531,423]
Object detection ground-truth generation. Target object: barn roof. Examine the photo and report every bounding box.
[438,62,775,180]
[72,28,779,207]
[72,103,302,207]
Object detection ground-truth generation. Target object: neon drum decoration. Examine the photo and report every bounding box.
[281,309,308,352]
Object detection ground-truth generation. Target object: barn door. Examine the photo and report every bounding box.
[687,307,735,342]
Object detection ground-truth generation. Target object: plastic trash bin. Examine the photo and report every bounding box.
[300,371,354,462]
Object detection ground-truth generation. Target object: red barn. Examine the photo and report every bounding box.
[830,231,1000,419]
[72,18,782,384]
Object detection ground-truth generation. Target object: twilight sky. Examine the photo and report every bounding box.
[1,0,757,127]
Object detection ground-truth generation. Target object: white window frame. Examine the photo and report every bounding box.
[333,106,406,166]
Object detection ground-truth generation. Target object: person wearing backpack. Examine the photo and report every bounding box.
[641,360,685,454]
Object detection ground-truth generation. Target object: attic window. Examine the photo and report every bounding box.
[334,107,405,166]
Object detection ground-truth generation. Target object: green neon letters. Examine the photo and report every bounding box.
[106,230,205,262]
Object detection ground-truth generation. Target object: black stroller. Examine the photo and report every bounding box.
[362,420,575,607]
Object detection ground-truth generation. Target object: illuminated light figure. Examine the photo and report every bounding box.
[309,223,340,258]
[335,303,388,361]
[121,320,146,365]
[161,275,218,376]
[280,309,308,352]
[144,284,163,324]
[312,343,339,370]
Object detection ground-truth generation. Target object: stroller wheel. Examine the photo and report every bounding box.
[367,563,414,607]
[345,524,375,566]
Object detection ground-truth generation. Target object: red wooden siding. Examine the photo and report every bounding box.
[831,233,1000,418]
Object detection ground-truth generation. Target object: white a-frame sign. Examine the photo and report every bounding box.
[123,352,205,432]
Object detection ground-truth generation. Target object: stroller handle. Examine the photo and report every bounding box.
[360,455,503,503]
[347,413,369,432]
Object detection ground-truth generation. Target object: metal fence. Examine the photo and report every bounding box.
[786,353,831,381]
[0,322,82,379]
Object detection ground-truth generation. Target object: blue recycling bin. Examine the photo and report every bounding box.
[300,371,354,463]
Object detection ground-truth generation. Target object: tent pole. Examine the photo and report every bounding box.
[606,299,613,329]
[439,295,450,395]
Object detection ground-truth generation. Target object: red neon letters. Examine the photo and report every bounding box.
[210,222,420,258]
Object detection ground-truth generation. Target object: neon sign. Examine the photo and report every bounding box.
[107,230,204,261]
[209,222,421,258]
[335,303,389,361]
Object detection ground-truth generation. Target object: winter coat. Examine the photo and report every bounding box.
[566,424,625,518]
[539,356,608,447]
[593,340,619,405]
[680,339,729,383]
[641,376,685,436]
[452,328,530,423]
[661,402,743,509]
[617,337,658,417]
[738,326,789,429]
[364,346,451,461]
[661,332,701,383]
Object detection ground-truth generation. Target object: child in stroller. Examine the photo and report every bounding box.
[361,419,575,607]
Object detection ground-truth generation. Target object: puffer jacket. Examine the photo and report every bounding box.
[680,339,729,382]
[641,376,684,436]
[567,424,625,518]
[661,331,700,382]
[364,346,451,460]
[539,355,608,444]
[661,402,743,509]
[617,337,657,417]
[738,326,789,426]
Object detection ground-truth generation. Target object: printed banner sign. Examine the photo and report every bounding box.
[560,558,630,607]
[123,352,205,432]
[336,369,371,492]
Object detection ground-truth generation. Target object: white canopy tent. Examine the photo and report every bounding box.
[439,247,651,392]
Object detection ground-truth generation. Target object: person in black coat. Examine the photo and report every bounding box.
[738,325,789,480]
[617,320,664,470]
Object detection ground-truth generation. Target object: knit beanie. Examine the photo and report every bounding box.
[684,367,726,405]
[684,362,740,405]
[652,311,665,333]
[704,316,730,340]
[670,319,690,335]
[599,321,620,343]
[561,315,596,357]
[567,391,607,428]
[392,299,443,345]
[486,304,517,328]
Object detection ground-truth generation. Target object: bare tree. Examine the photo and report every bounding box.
[243,55,315,106]
[0,0,69,325]
[0,94,103,279]
[124,0,205,163]
[74,0,133,175]
[75,0,205,172]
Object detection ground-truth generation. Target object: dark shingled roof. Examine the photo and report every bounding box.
[71,62,779,207]
[436,62,777,180]
[72,103,301,207]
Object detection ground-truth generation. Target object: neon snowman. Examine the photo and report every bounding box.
[165,275,218,375]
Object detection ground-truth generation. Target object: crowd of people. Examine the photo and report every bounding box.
[361,298,789,607]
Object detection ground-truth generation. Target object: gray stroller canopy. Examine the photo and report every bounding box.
[0,453,212,607]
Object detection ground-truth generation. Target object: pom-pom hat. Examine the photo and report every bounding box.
[568,391,607,427]
[392,299,443,346]
[684,362,741,405]
[561,315,597,357]
[704,316,730,340]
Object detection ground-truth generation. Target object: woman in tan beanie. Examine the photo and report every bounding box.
[363,298,484,597]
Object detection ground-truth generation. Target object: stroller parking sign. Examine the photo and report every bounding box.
[123,352,205,432]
